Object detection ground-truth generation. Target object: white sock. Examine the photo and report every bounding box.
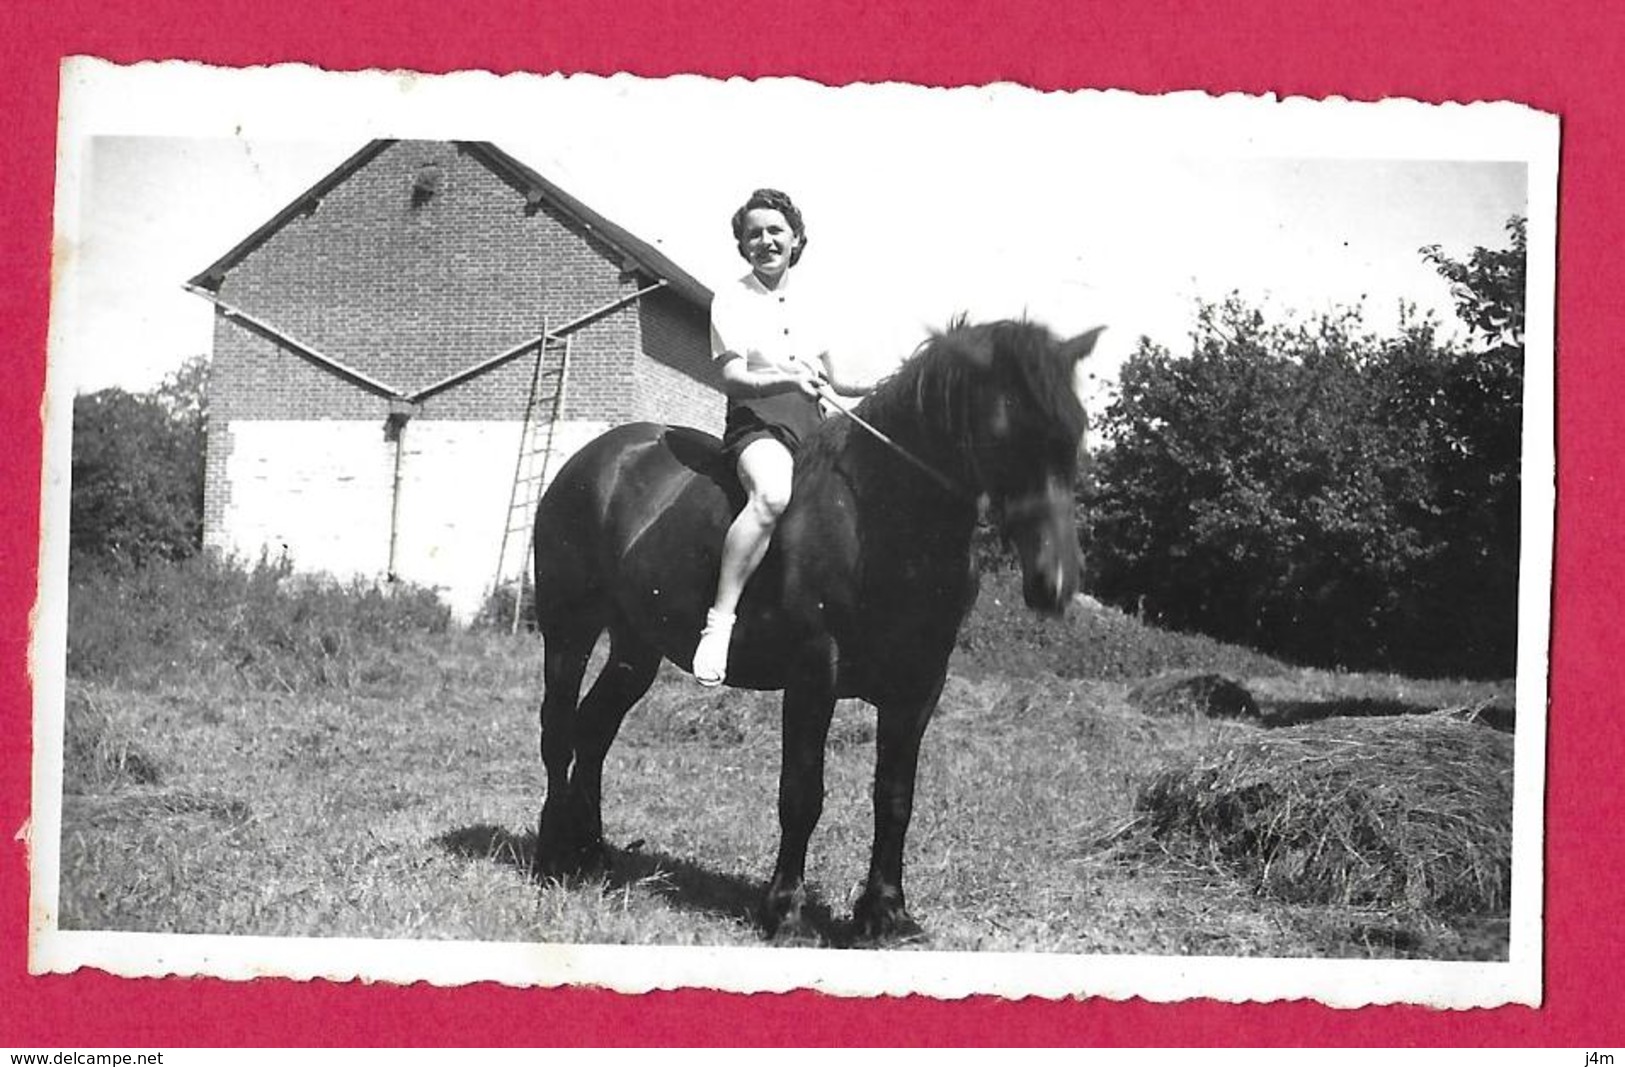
[694,609,736,685]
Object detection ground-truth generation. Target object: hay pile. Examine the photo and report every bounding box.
[1135,713,1513,914]
[1127,671,1260,720]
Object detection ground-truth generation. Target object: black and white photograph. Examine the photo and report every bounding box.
[32,59,1555,1006]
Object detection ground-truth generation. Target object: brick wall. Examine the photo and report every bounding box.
[212,140,653,415]
[201,399,234,540]
[634,288,724,433]
[200,138,720,618]
[556,304,641,424]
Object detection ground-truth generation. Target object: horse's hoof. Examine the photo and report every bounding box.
[533,837,573,879]
[531,842,581,880]
[853,893,926,945]
[854,914,927,946]
[533,826,608,881]
[533,847,608,882]
[581,840,612,873]
[764,912,825,947]
[760,886,826,946]
[531,855,569,881]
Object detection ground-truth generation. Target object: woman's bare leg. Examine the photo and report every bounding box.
[694,438,794,685]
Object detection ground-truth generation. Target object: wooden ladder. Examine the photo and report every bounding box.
[493,332,570,633]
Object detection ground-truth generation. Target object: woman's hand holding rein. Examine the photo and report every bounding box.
[718,354,825,400]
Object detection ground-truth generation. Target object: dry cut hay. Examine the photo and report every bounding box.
[1135,713,1513,915]
[1127,671,1260,720]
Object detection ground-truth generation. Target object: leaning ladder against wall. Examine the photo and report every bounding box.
[493,331,571,634]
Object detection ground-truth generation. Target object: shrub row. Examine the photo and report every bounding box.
[1086,220,1526,679]
[67,551,451,692]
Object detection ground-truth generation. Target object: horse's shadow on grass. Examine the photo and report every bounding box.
[1260,696,1515,733]
[437,824,859,947]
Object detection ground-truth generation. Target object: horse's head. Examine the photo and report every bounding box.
[948,320,1104,615]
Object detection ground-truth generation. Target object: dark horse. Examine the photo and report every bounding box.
[531,318,1103,941]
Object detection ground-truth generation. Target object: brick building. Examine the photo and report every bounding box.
[189,139,720,620]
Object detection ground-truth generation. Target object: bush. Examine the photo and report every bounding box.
[1085,218,1526,678]
[67,552,452,692]
[70,357,209,566]
[471,580,535,633]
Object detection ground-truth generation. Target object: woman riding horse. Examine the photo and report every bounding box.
[694,188,869,686]
[530,229,1104,939]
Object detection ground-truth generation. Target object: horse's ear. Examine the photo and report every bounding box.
[1062,325,1107,363]
[1067,327,1106,409]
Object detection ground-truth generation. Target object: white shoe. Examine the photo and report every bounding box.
[692,609,735,687]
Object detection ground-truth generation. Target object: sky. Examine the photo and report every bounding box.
[54,67,1533,413]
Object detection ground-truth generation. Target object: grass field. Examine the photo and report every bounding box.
[54,557,1515,958]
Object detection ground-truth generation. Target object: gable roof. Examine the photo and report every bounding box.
[188,139,712,309]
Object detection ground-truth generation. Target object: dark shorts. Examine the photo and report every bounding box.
[721,391,823,471]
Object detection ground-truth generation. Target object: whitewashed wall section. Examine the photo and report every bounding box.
[211,418,611,621]
[208,421,396,579]
[390,418,611,620]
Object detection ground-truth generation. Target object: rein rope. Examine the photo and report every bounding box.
[807,376,973,501]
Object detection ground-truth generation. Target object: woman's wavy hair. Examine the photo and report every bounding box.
[731,188,808,267]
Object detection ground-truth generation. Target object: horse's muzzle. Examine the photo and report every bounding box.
[1021,561,1076,616]
[1005,478,1081,616]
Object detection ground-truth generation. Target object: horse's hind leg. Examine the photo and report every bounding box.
[565,622,661,860]
[534,619,602,877]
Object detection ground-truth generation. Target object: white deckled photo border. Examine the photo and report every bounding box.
[31,57,1557,1008]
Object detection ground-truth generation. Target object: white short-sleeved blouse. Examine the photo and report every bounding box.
[709,270,827,375]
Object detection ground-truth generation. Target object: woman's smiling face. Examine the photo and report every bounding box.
[738,207,801,285]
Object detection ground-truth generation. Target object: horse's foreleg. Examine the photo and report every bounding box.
[762,667,837,941]
[534,625,599,877]
[853,679,945,941]
[567,626,660,860]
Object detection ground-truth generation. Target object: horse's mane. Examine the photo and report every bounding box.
[852,316,1089,445]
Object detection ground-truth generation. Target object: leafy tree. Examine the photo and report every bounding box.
[1090,302,1434,667]
[1411,216,1526,672]
[155,354,209,533]
[71,356,209,565]
[1423,216,1526,348]
[1086,218,1525,678]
